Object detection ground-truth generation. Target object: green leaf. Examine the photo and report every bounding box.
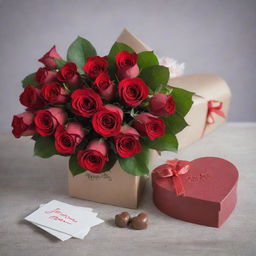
[34,136,58,158]
[54,58,67,69]
[139,65,169,92]
[102,148,117,172]
[22,73,39,88]
[138,51,159,70]
[69,154,86,176]
[170,87,194,117]
[67,36,97,73]
[162,113,188,135]
[118,146,150,176]
[108,42,134,79]
[142,134,178,152]
[31,134,40,141]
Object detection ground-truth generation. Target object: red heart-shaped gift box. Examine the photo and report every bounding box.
[152,157,239,227]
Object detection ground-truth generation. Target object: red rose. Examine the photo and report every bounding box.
[34,107,67,136]
[38,45,62,69]
[57,62,80,88]
[83,56,108,80]
[92,105,123,137]
[149,93,176,116]
[118,78,149,107]
[35,67,57,85]
[93,73,115,101]
[132,113,165,140]
[116,51,139,79]
[19,85,44,109]
[77,139,108,173]
[71,88,103,117]
[11,111,35,138]
[42,82,68,104]
[114,125,142,158]
[55,122,85,154]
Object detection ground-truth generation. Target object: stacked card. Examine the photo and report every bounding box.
[25,200,104,241]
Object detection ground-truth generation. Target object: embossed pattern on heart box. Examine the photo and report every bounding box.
[152,157,239,227]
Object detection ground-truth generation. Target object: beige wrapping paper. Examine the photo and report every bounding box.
[169,74,231,148]
[117,28,231,149]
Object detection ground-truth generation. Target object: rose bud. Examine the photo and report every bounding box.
[116,51,139,79]
[38,45,62,69]
[11,111,35,138]
[93,73,115,101]
[149,93,176,116]
[77,139,108,173]
[55,122,85,154]
[132,113,165,140]
[92,105,123,137]
[35,67,57,85]
[19,85,44,109]
[34,107,67,136]
[57,62,80,88]
[118,78,148,107]
[71,88,103,117]
[83,56,108,80]
[114,125,142,158]
[42,82,68,105]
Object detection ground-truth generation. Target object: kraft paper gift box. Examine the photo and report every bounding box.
[117,28,231,149]
[68,151,156,209]
[68,164,146,209]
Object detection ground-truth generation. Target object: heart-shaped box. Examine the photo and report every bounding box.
[152,157,239,227]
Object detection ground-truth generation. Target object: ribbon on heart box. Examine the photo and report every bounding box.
[116,29,231,149]
[151,157,239,227]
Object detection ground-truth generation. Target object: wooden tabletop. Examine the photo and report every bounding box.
[0,123,256,256]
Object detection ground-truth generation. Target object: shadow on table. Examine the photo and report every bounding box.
[18,219,60,243]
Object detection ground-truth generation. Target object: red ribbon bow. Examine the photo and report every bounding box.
[153,159,190,196]
[207,100,226,125]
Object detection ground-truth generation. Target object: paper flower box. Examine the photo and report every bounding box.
[68,149,157,209]
[68,158,147,209]
[118,29,231,149]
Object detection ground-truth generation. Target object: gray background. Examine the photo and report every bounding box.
[0,0,256,131]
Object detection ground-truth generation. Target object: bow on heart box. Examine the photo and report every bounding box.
[151,157,239,227]
[117,29,231,150]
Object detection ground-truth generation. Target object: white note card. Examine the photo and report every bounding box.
[25,200,104,241]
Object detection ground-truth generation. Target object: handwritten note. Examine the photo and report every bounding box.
[25,200,104,240]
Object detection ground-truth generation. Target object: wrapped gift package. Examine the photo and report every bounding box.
[117,29,231,149]
[151,157,239,227]
[170,74,231,149]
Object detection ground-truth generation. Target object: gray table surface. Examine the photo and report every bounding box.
[0,123,256,256]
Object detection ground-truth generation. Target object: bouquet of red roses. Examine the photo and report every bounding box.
[12,36,193,176]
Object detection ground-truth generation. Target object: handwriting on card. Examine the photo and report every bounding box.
[44,208,78,225]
